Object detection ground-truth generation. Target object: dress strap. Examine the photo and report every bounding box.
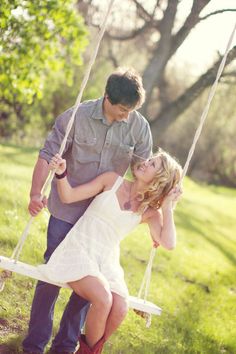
[111,175,123,192]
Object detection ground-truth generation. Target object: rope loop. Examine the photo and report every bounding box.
[0,270,12,292]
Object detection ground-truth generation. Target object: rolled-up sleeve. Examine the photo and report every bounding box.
[39,108,75,163]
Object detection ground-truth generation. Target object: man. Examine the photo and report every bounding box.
[23,68,153,354]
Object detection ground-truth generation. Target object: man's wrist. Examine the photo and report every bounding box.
[30,192,41,199]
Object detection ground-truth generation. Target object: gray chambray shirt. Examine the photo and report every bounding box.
[39,97,153,224]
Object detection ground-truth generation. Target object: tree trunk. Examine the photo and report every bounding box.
[150,45,236,140]
[140,0,211,116]
[140,0,178,115]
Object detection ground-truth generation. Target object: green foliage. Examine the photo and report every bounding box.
[0,1,113,143]
[0,0,88,104]
[0,144,236,353]
[20,58,113,145]
[0,0,88,138]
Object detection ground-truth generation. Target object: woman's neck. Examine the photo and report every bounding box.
[131,179,147,196]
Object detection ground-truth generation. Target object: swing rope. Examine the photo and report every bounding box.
[137,247,156,327]
[138,247,156,302]
[137,21,236,325]
[0,0,115,290]
[180,22,236,182]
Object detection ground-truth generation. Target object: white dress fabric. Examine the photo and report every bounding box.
[38,176,141,299]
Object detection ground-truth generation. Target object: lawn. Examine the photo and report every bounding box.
[0,143,236,354]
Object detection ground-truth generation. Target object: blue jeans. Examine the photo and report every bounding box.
[22,215,89,353]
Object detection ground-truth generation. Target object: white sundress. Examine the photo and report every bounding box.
[38,176,141,299]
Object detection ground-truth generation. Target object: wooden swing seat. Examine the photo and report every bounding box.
[0,255,162,316]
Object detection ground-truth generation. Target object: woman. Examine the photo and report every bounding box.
[38,150,182,354]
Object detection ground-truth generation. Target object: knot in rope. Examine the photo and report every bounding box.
[0,270,12,292]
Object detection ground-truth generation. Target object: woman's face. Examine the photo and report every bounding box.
[134,156,162,184]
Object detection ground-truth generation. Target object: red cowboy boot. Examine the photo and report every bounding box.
[76,335,105,354]
[93,336,105,354]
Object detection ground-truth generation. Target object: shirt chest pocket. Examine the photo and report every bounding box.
[73,132,99,163]
[111,144,134,174]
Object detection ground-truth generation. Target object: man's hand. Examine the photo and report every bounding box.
[28,194,47,216]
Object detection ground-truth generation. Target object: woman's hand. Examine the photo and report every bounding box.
[49,153,66,175]
[162,185,183,210]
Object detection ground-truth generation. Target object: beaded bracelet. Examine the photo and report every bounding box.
[55,169,67,179]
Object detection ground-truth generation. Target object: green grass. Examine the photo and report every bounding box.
[0,143,236,354]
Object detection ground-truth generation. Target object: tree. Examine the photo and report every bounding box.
[162,82,236,187]
[0,0,88,136]
[149,45,236,141]
[79,0,236,140]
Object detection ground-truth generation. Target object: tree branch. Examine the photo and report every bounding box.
[221,71,236,78]
[105,21,152,41]
[169,0,211,58]
[140,0,179,114]
[133,0,161,29]
[104,0,161,41]
[150,45,236,137]
[133,0,154,22]
[107,45,119,68]
[200,9,236,21]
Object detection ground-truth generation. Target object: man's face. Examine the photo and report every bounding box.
[103,96,135,123]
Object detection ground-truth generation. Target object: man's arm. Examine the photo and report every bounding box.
[28,158,50,216]
[29,108,76,216]
[134,116,153,160]
[39,107,75,164]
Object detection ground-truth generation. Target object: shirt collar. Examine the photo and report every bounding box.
[91,97,128,125]
[91,97,106,121]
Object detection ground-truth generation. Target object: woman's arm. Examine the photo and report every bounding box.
[57,173,113,204]
[50,154,116,203]
[144,187,182,250]
[147,207,176,250]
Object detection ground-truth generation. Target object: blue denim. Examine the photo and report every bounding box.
[22,215,89,353]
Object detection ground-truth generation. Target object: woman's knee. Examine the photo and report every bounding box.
[94,287,113,313]
[112,297,129,322]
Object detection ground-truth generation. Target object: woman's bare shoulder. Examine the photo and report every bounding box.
[100,171,120,190]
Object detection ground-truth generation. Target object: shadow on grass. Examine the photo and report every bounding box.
[0,142,37,154]
[0,143,38,168]
[0,195,27,210]
[0,315,25,354]
[202,232,236,266]
[157,285,236,354]
[1,270,236,354]
[125,278,236,354]
[0,171,33,185]
[0,337,24,354]
[178,198,236,228]
[177,209,236,266]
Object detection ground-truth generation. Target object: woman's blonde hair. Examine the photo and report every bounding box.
[132,149,182,214]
